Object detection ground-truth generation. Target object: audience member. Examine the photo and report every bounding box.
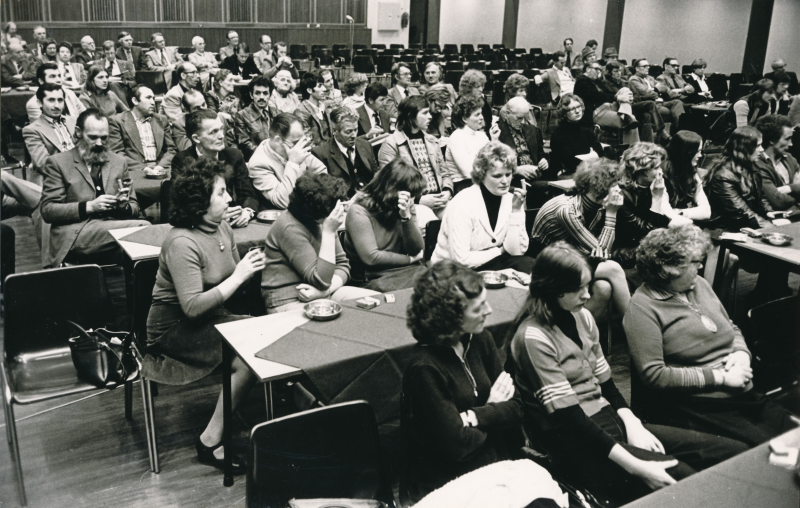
[530,158,630,320]
[662,131,711,221]
[445,95,495,193]
[599,47,630,79]
[657,57,695,103]
[497,97,550,205]
[563,38,575,67]
[108,85,176,175]
[685,59,713,101]
[263,41,298,79]
[510,242,741,506]
[733,79,777,128]
[572,46,596,72]
[79,65,130,116]
[535,51,575,103]
[90,40,137,103]
[40,109,149,267]
[26,62,86,123]
[629,59,685,141]
[260,172,378,312]
[234,76,272,160]
[343,158,427,289]
[56,41,85,90]
[268,69,301,117]
[387,62,419,117]
[160,61,200,124]
[220,41,260,80]
[432,141,532,272]
[770,72,793,115]
[603,61,668,143]
[145,32,180,89]
[29,26,48,60]
[356,82,392,139]
[171,89,235,151]
[188,36,219,89]
[458,69,492,137]
[116,32,144,71]
[549,94,604,178]
[764,58,798,95]
[402,260,523,503]
[1,171,44,250]
[73,35,97,68]
[295,71,332,147]
[23,83,77,181]
[204,68,240,121]
[423,85,452,139]
[1,22,18,48]
[311,106,378,197]
[503,72,530,103]
[379,95,452,216]
[625,225,797,446]
[218,30,239,60]
[341,72,369,111]
[418,62,457,104]
[172,108,258,227]
[1,40,35,87]
[321,69,343,108]
[252,35,276,75]
[142,157,264,475]
[754,114,799,211]
[34,38,58,65]
[248,113,327,209]
[575,61,640,145]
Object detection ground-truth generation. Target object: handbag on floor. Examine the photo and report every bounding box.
[66,320,139,389]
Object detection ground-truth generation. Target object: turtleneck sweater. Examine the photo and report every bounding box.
[479,183,503,231]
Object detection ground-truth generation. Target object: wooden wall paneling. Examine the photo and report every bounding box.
[123,0,156,22]
[87,0,118,21]
[10,0,44,21]
[229,0,252,22]
[345,0,365,24]
[289,0,312,23]
[194,0,223,22]
[258,0,286,22]
[316,0,343,24]
[51,0,84,22]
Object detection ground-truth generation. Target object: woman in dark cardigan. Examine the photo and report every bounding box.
[143,158,266,473]
[401,260,523,504]
[549,94,604,178]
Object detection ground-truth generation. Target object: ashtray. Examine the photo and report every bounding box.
[304,299,342,321]
[257,210,281,223]
[144,169,168,179]
[761,233,793,247]
[480,271,508,289]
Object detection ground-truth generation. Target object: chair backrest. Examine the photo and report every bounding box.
[159,179,172,224]
[311,44,328,52]
[352,55,375,74]
[460,44,475,55]
[445,60,464,72]
[477,44,491,51]
[376,55,396,75]
[530,47,543,56]
[466,60,486,71]
[445,69,465,89]
[312,47,330,59]
[357,48,378,59]
[426,43,441,53]
[353,44,369,52]
[747,296,800,393]
[490,60,508,70]
[442,44,458,55]
[371,43,386,50]
[290,44,309,60]
[332,43,349,57]
[136,70,167,96]
[492,44,505,49]
[4,265,111,360]
[424,220,442,261]
[390,43,405,50]
[648,65,663,78]
[492,80,506,107]
[247,401,391,508]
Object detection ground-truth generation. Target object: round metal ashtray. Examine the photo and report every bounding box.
[144,168,168,179]
[256,210,281,223]
[480,271,509,289]
[761,233,793,247]
[304,299,342,321]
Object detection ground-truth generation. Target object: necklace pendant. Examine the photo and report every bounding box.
[701,315,717,332]
[219,241,225,251]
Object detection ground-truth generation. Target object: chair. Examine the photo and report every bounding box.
[136,70,168,96]
[445,60,465,72]
[315,53,334,67]
[390,43,405,50]
[728,73,746,102]
[464,53,483,62]
[371,43,386,50]
[445,70,465,90]
[289,44,309,60]
[426,43,441,53]
[424,220,442,261]
[477,44,491,52]
[706,73,729,101]
[353,43,369,52]
[648,65,663,78]
[311,46,329,59]
[466,61,486,71]
[357,48,378,59]
[681,65,693,75]
[332,43,349,58]
[442,44,458,56]
[399,53,417,64]
[247,401,394,508]
[2,265,138,506]
[460,44,475,55]
[530,47,543,56]
[338,49,352,65]
[489,60,508,70]
[492,44,505,50]
[376,55,396,75]
[352,55,376,74]
[492,80,507,108]
[746,296,800,396]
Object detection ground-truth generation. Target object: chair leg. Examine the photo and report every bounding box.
[7,402,28,506]
[141,379,160,473]
[125,381,133,420]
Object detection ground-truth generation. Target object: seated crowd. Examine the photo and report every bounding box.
[3,24,800,506]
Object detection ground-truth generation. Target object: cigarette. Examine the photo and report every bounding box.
[521,180,529,192]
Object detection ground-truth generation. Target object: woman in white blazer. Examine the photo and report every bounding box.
[432,141,534,272]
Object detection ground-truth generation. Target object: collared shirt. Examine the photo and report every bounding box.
[396,85,410,98]
[765,152,792,185]
[556,67,575,95]
[132,110,158,162]
[196,146,220,160]
[691,73,709,92]
[103,58,121,77]
[335,137,355,164]
[253,49,275,74]
[364,103,379,130]
[11,60,20,75]
[59,61,78,85]
[42,115,75,152]
[123,48,133,63]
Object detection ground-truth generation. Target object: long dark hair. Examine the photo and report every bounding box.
[355,157,426,227]
[396,95,428,137]
[703,126,761,195]
[85,65,109,96]
[663,130,702,207]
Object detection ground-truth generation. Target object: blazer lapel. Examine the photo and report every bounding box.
[123,113,144,158]
[329,140,350,177]
[102,159,114,194]
[39,120,67,153]
[355,141,372,170]
[72,150,94,189]
[357,106,370,134]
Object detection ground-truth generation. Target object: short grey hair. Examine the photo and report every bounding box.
[192,36,204,46]
[636,225,712,285]
[471,141,517,184]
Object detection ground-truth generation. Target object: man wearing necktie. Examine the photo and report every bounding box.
[73,36,97,69]
[145,32,179,89]
[387,62,420,119]
[116,31,144,71]
[31,26,47,60]
[25,62,86,124]
[356,82,392,139]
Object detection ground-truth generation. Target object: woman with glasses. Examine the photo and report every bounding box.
[549,94,604,178]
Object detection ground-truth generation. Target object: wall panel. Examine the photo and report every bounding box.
[124,0,156,22]
[259,0,286,23]
[51,0,85,22]
[194,0,223,22]
[317,0,343,23]
[346,0,366,23]
[516,0,607,53]
[289,0,312,23]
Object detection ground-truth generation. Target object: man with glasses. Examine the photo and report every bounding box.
[575,62,640,145]
[253,35,276,75]
[145,32,180,89]
[161,62,200,125]
[629,59,685,143]
[387,62,419,118]
[765,59,799,96]
[657,57,695,103]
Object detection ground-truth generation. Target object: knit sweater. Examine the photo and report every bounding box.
[531,193,616,254]
[623,276,752,397]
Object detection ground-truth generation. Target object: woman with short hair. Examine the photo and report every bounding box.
[144,158,265,474]
[549,94,604,178]
[503,73,530,103]
[458,69,492,137]
[401,260,523,503]
[662,131,711,221]
[36,38,58,65]
[79,65,130,116]
[341,72,369,111]
[444,95,498,194]
[422,85,453,139]
[204,69,240,121]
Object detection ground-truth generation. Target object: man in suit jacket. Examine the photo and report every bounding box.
[29,26,48,61]
[295,71,332,148]
[1,40,36,87]
[312,107,378,197]
[387,62,420,118]
[656,57,697,103]
[253,35,276,75]
[160,62,200,125]
[573,63,640,145]
[172,109,260,226]
[23,84,78,176]
[73,36,98,69]
[356,82,393,139]
[220,42,261,81]
[116,32,144,71]
[145,33,181,89]
[26,62,87,123]
[534,51,574,103]
[91,40,137,103]
[40,109,150,267]
[170,89,236,151]
[765,59,800,96]
[629,58,685,136]
[234,76,273,160]
[108,85,176,175]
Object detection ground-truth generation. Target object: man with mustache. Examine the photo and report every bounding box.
[234,76,273,160]
[40,108,150,267]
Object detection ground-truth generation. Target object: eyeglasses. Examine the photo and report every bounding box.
[565,105,583,113]
[637,64,650,68]
[396,72,412,77]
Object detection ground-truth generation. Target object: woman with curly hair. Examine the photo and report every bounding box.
[418,62,457,104]
[503,73,530,103]
[624,226,795,446]
[548,94,603,178]
[422,85,453,139]
[143,158,266,474]
[401,260,523,503]
[79,65,129,117]
[341,72,369,111]
[458,69,492,137]
[510,242,744,505]
[343,157,427,290]
[261,172,378,312]
[445,95,499,193]
[432,141,532,272]
[661,131,711,222]
[205,69,240,121]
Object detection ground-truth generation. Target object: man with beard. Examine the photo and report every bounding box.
[268,69,301,117]
[161,62,201,125]
[40,108,150,267]
[235,76,273,160]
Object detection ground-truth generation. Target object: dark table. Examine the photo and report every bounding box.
[1,88,35,121]
[129,168,170,211]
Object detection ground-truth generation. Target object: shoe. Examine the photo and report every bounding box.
[195,432,246,474]
[620,115,639,131]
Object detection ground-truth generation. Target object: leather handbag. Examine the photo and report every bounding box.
[66,320,139,389]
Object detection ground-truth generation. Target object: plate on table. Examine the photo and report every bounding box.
[304,299,342,321]
[256,210,282,223]
[479,271,508,289]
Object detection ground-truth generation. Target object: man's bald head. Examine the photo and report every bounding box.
[6,40,23,59]
[80,36,95,51]
[507,97,531,116]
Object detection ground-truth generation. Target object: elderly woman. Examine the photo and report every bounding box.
[56,42,85,89]
[432,141,533,272]
[341,72,369,111]
[458,69,492,137]
[624,226,797,447]
[344,158,427,290]
[662,131,711,222]
[379,95,452,216]
[733,79,777,128]
[143,158,266,474]
[423,85,453,139]
[549,94,604,178]
[445,95,498,194]
[188,36,219,89]
[35,38,58,65]
[204,69,240,121]
[79,65,129,116]
[261,173,378,313]
[531,158,631,321]
[418,62,457,104]
[510,242,744,505]
[401,260,524,503]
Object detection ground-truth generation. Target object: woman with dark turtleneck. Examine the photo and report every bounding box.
[431,141,534,273]
[549,94,604,178]
[143,158,266,474]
